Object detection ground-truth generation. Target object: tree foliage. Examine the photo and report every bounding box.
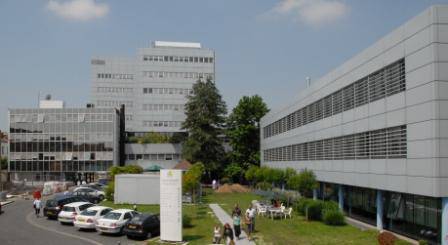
[183,163,205,203]
[0,157,7,170]
[181,78,227,176]
[224,163,244,183]
[287,169,318,197]
[226,95,269,168]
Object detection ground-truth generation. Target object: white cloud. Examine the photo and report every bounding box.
[47,0,109,21]
[272,0,350,27]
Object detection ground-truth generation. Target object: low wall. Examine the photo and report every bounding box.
[114,174,160,205]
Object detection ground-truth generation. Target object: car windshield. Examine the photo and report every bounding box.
[80,209,97,216]
[103,212,121,220]
[62,206,75,212]
[46,200,58,207]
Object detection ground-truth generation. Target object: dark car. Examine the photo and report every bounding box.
[72,188,102,204]
[123,213,160,239]
[43,194,88,219]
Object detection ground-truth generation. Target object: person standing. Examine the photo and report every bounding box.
[212,224,221,244]
[222,223,234,245]
[33,198,42,218]
[244,210,253,241]
[233,213,241,240]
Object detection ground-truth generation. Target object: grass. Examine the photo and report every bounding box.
[100,200,219,245]
[205,191,380,245]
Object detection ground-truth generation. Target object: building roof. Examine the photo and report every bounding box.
[173,160,192,171]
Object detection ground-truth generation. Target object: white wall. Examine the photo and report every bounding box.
[114,174,160,204]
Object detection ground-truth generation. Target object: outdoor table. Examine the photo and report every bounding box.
[268,207,282,219]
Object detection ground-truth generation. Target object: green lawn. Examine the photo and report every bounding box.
[100,200,219,245]
[205,191,380,245]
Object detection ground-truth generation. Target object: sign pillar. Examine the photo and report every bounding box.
[160,169,183,242]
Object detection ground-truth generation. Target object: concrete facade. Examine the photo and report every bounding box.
[124,143,182,169]
[260,6,448,244]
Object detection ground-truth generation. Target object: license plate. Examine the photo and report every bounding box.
[128,225,136,229]
[78,218,85,222]
[47,211,53,215]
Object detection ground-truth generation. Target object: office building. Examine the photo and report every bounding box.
[91,41,215,169]
[8,101,124,184]
[260,6,448,244]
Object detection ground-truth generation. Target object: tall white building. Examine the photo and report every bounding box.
[260,5,448,244]
[91,41,215,169]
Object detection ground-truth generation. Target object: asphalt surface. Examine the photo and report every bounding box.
[0,198,148,245]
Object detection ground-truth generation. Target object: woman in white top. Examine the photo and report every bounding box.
[33,198,42,218]
[213,224,221,244]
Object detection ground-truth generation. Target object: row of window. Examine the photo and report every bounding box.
[96,100,133,108]
[143,87,193,95]
[97,73,134,80]
[10,133,113,142]
[96,87,133,94]
[9,161,113,172]
[142,104,185,112]
[143,55,214,64]
[9,152,113,161]
[142,71,214,80]
[264,59,405,138]
[10,142,114,153]
[126,153,181,161]
[10,113,115,124]
[10,122,115,134]
[264,125,406,161]
[142,121,183,128]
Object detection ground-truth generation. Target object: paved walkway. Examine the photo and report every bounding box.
[209,204,255,245]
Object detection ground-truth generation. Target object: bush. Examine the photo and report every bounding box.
[418,240,428,245]
[306,200,324,220]
[294,198,313,215]
[256,181,271,190]
[323,209,345,226]
[395,240,412,245]
[322,200,339,213]
[183,214,193,228]
[378,231,398,245]
[220,177,230,185]
[105,181,115,201]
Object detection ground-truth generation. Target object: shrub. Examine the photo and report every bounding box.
[306,200,324,220]
[256,181,271,190]
[294,198,310,215]
[105,181,115,201]
[322,201,339,213]
[395,240,412,245]
[183,214,193,228]
[220,177,230,185]
[418,240,428,245]
[378,231,398,245]
[323,209,345,226]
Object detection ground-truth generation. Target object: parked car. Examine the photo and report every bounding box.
[123,213,160,239]
[81,183,105,191]
[74,206,113,230]
[58,202,94,224]
[73,187,105,201]
[43,194,89,219]
[96,209,139,234]
[0,202,2,214]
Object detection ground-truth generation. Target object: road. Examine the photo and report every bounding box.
[0,198,147,245]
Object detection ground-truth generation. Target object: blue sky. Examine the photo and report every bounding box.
[0,0,447,130]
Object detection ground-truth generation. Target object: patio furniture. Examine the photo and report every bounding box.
[268,207,283,219]
[283,207,293,219]
[257,206,267,216]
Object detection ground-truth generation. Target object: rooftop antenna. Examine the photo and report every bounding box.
[306,77,311,87]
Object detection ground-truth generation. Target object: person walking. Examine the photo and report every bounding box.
[245,210,253,241]
[222,223,234,245]
[33,198,42,218]
[232,203,241,217]
[212,224,222,244]
[245,204,256,232]
[233,213,241,240]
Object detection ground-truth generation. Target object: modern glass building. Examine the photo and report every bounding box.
[8,105,123,184]
[260,5,448,244]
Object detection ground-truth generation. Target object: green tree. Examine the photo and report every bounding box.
[182,78,227,177]
[227,95,269,168]
[0,157,7,170]
[287,169,318,197]
[224,163,244,183]
[244,165,259,187]
[183,163,205,203]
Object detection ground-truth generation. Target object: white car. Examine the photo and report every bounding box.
[95,209,139,234]
[73,187,106,201]
[58,202,94,224]
[73,206,113,230]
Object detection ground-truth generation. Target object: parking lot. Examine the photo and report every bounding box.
[0,198,151,245]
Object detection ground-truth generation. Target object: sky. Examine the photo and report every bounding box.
[0,0,447,131]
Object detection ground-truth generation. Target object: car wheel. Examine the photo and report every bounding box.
[99,195,104,200]
[126,235,133,240]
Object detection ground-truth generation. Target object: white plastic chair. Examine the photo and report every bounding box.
[283,207,292,219]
